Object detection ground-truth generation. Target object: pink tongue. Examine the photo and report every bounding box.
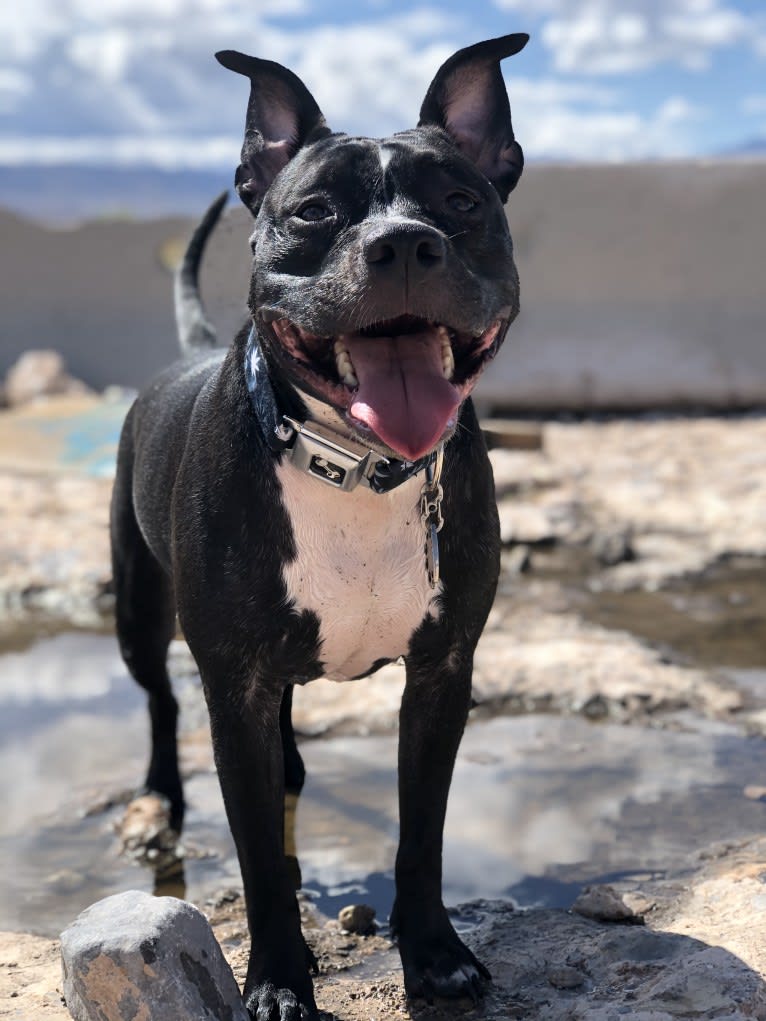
[346,331,460,461]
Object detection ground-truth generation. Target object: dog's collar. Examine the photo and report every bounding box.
[244,327,438,496]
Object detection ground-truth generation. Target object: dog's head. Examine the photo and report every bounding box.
[217,35,528,461]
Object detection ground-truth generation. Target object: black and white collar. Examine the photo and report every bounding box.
[244,326,438,495]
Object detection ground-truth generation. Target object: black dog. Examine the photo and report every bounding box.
[111,33,527,1020]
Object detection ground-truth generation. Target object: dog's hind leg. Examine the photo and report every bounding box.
[111,453,183,831]
[280,684,305,793]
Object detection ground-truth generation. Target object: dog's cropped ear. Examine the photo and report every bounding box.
[216,51,331,214]
[418,33,528,202]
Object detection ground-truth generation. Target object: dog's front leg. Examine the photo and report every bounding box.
[203,673,317,1021]
[392,639,490,1003]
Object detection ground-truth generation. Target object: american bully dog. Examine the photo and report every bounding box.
[111,32,528,1020]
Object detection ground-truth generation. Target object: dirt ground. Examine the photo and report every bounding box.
[1,405,766,1019]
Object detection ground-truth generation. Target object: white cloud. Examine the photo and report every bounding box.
[0,0,743,168]
[0,6,468,157]
[655,95,704,123]
[494,0,756,74]
[510,76,703,161]
[68,31,133,83]
[508,78,619,108]
[0,70,30,116]
[493,0,560,10]
[742,95,766,115]
[0,134,239,168]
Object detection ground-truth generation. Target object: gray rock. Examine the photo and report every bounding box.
[590,526,635,566]
[338,904,376,935]
[572,884,643,924]
[546,964,585,989]
[498,501,557,545]
[502,543,532,575]
[462,899,766,1020]
[60,889,248,1021]
[4,349,90,407]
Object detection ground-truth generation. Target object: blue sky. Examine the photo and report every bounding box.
[1,0,765,167]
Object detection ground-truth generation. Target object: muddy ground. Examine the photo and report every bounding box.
[1,408,766,1019]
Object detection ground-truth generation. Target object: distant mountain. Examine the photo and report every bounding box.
[717,138,766,158]
[0,164,234,224]
[3,148,766,227]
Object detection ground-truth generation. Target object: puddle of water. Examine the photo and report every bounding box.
[1,557,764,937]
[535,553,766,670]
[586,561,766,670]
[296,712,766,919]
[724,668,766,700]
[4,630,766,936]
[0,632,244,935]
[0,633,141,830]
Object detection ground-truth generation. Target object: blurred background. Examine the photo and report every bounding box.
[0,0,764,406]
[3,6,766,1013]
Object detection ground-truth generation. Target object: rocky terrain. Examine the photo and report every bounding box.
[1,394,765,1019]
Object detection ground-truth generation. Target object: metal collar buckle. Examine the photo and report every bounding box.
[280,416,380,492]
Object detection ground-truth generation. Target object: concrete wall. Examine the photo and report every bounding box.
[1,160,764,409]
[500,161,765,409]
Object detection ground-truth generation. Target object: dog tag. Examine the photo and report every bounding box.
[425,520,440,588]
[420,446,444,589]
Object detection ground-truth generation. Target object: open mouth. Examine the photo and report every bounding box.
[266,313,504,461]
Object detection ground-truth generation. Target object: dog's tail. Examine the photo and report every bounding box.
[174,190,228,353]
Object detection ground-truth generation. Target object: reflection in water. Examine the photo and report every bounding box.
[6,697,766,936]
[154,866,186,902]
[284,792,302,893]
[2,600,766,937]
[289,712,766,922]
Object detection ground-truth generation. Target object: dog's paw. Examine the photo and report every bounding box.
[395,914,491,1004]
[245,980,318,1021]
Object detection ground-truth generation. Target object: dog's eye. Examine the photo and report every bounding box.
[296,202,332,222]
[446,191,478,213]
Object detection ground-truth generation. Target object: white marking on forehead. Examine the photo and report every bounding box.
[378,143,395,173]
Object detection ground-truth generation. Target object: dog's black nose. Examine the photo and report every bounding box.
[363,223,446,270]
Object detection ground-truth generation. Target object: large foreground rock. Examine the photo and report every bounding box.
[60,890,248,1021]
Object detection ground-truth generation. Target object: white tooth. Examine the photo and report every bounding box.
[334,339,358,387]
[440,332,455,380]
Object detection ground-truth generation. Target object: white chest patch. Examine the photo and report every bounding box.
[277,460,441,681]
